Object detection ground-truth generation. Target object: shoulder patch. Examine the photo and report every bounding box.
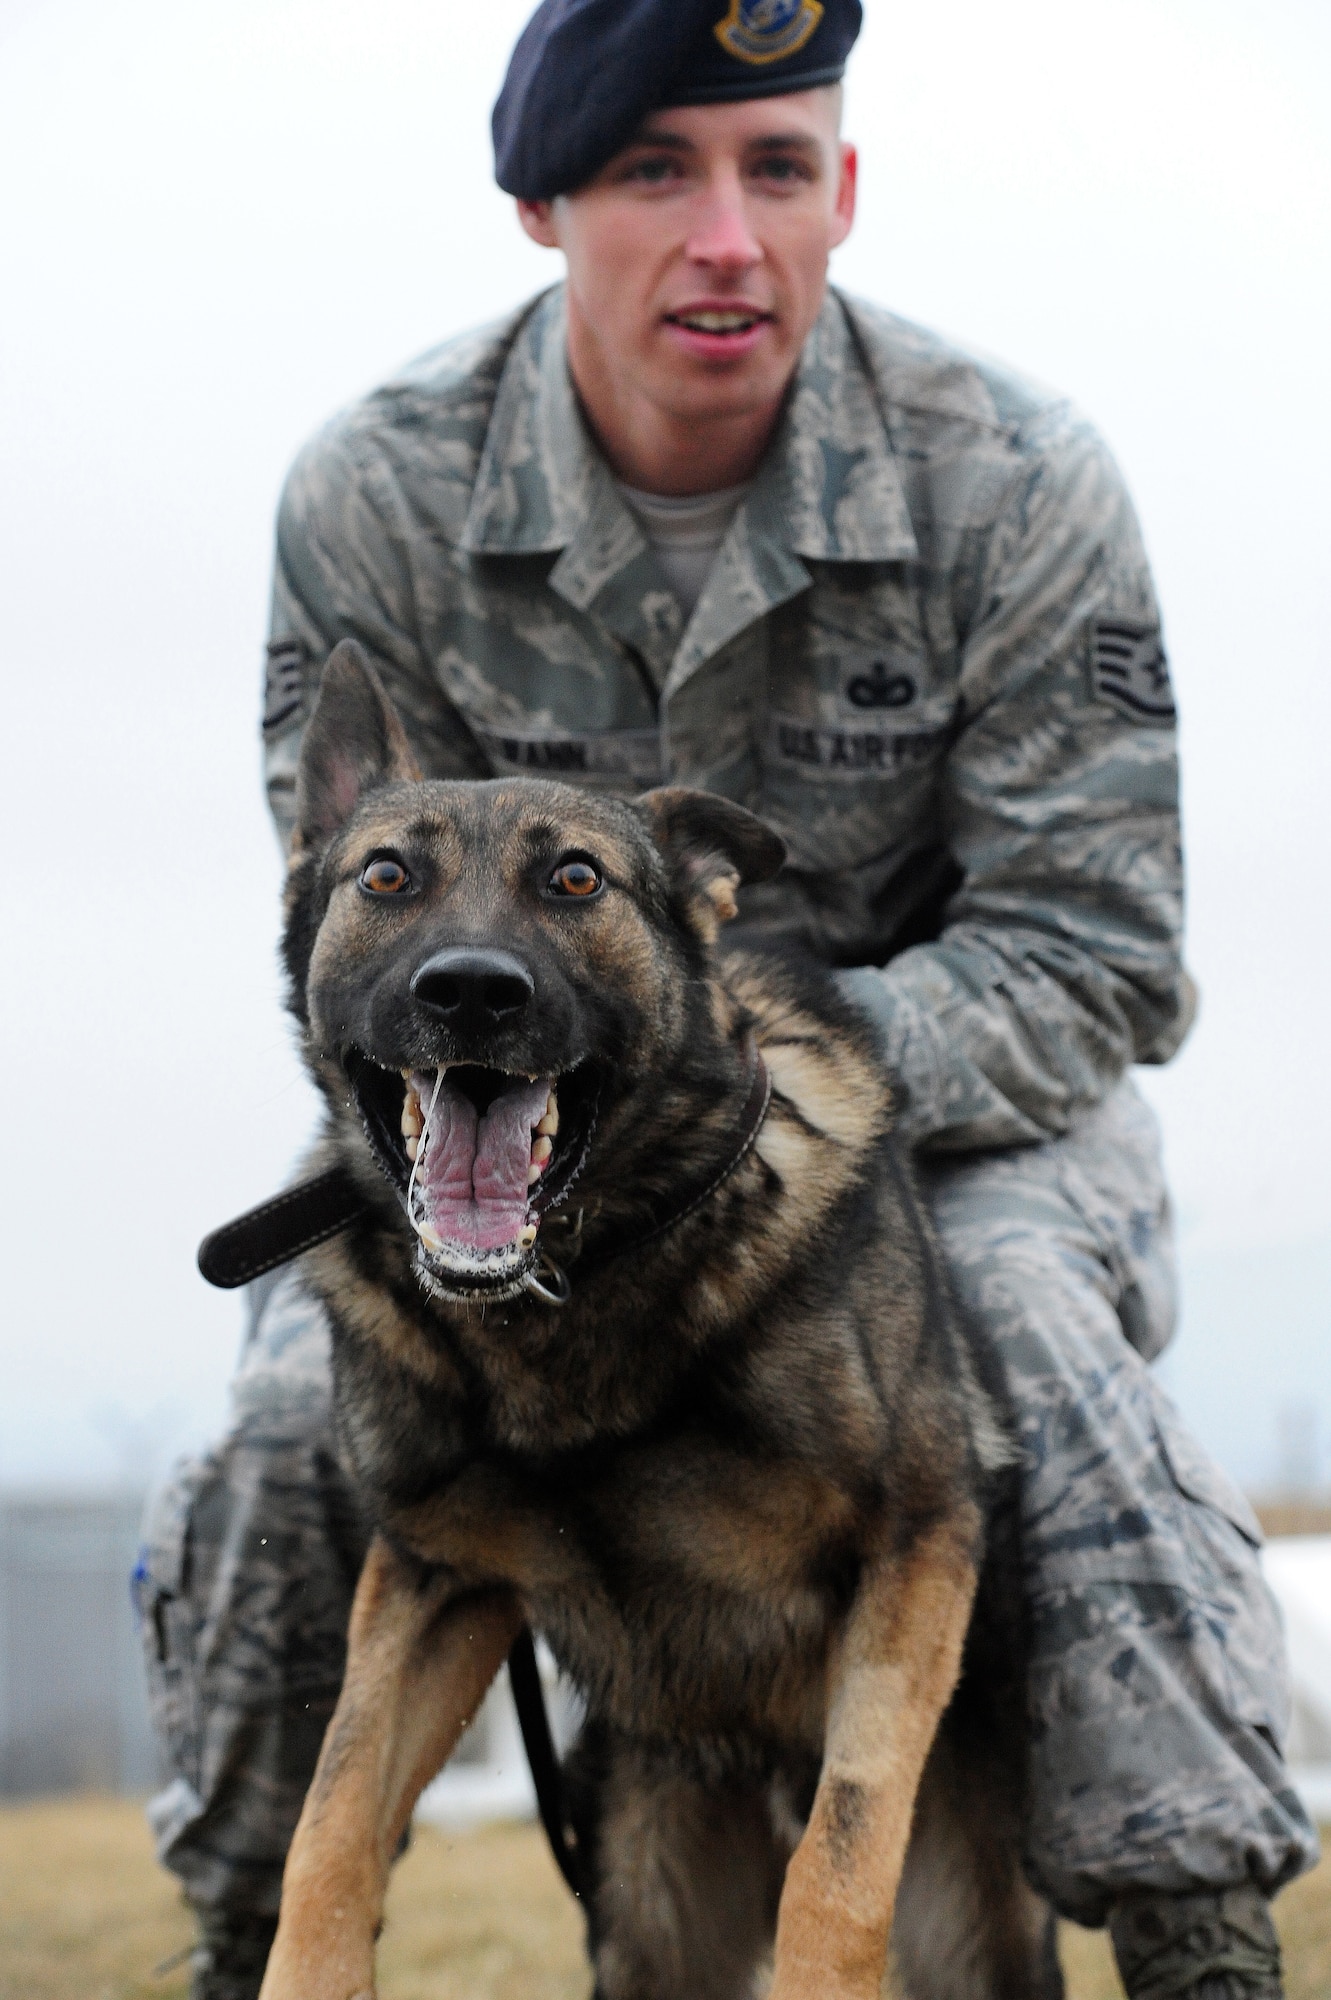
[1090,619,1175,725]
[263,636,309,736]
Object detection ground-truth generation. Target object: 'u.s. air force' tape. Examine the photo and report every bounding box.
[766,713,950,778]
[1091,619,1176,723]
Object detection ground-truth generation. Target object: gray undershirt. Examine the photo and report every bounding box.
[618,480,751,622]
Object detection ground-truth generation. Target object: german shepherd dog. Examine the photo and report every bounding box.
[257,642,1059,2000]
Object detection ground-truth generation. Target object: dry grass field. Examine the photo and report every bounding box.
[0,1796,1328,2000]
[1252,1500,1331,1539]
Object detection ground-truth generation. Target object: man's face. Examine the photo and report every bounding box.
[518,90,856,451]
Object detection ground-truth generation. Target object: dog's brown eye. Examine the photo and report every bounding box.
[360,857,410,896]
[548,859,602,898]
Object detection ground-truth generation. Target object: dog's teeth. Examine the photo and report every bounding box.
[401,1095,423,1139]
[405,1136,419,1163]
[418,1223,443,1251]
[527,1164,542,1187]
[519,1224,538,1248]
[531,1136,553,1166]
[536,1101,558,1137]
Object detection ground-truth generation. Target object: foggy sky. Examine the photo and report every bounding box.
[1,0,1327,1490]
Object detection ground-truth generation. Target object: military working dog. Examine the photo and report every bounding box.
[256,641,1056,2000]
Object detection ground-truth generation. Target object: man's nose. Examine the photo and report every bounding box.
[410,947,535,1036]
[684,177,762,270]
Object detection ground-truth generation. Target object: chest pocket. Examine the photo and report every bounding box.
[760,581,957,872]
[433,577,665,796]
[763,708,954,871]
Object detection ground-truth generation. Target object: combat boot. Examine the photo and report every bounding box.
[1108,1884,1283,1999]
[188,1909,278,2000]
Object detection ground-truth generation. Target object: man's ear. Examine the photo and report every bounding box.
[636,787,785,936]
[516,197,560,249]
[293,640,421,852]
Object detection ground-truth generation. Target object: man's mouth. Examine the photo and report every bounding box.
[345,1054,598,1302]
[664,308,771,337]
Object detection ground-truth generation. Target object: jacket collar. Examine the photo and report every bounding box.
[460,286,918,683]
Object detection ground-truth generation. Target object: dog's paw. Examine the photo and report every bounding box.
[256,1940,376,2000]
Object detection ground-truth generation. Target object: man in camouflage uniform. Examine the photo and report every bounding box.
[136,3,1316,1995]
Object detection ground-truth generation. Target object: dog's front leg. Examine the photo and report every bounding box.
[258,1533,522,2000]
[768,1510,980,2000]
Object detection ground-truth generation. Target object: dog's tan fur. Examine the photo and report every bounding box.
[256,644,1054,2000]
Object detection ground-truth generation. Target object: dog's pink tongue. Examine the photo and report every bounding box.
[413,1072,551,1251]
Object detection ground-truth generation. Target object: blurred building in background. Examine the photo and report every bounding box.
[0,1490,157,1796]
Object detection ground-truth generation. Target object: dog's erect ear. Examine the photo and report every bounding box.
[636,787,785,935]
[293,640,421,851]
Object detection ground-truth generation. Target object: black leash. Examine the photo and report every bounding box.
[507,1628,586,1902]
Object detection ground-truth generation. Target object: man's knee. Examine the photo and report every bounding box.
[138,1272,359,1680]
[136,1275,367,1914]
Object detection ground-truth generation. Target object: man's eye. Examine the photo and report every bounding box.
[360,857,411,895]
[625,156,680,186]
[752,156,812,185]
[548,859,603,898]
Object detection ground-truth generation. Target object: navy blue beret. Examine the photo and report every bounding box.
[493,0,862,200]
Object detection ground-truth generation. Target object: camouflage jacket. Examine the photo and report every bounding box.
[265,285,1194,1153]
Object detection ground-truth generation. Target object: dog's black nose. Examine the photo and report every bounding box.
[410,948,535,1034]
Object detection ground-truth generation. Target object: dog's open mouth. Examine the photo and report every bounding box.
[345,1054,598,1300]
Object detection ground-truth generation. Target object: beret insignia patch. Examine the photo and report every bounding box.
[1091,619,1176,724]
[713,0,824,66]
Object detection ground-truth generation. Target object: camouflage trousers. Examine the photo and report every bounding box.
[136,1076,1317,1930]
